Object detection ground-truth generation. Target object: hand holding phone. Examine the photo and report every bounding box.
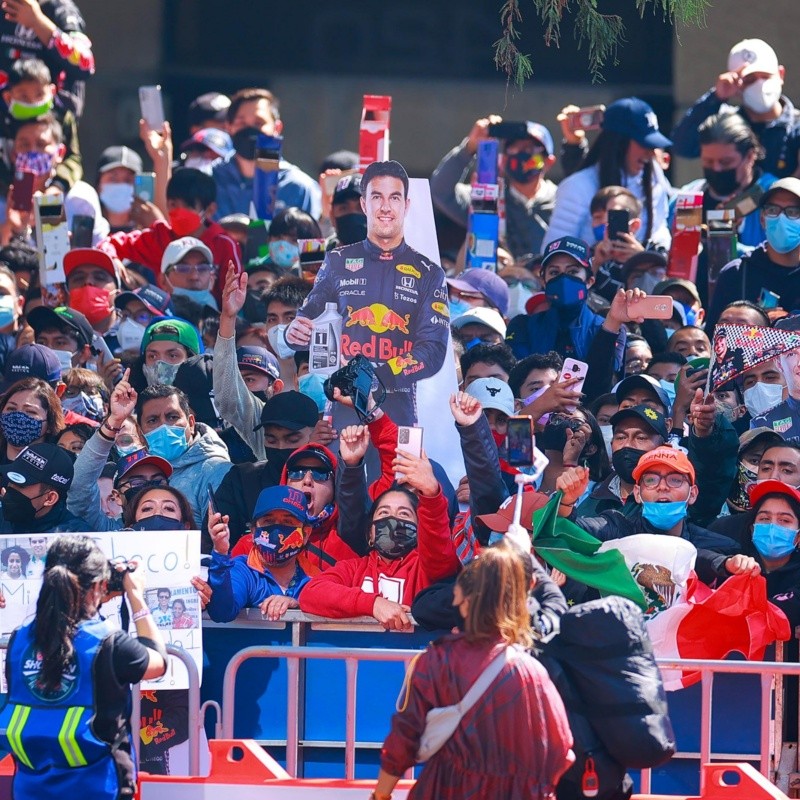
[396,426,423,480]
[630,295,674,320]
[567,105,605,132]
[506,416,534,467]
[139,85,165,131]
[607,209,630,241]
[558,359,588,412]
[11,170,34,212]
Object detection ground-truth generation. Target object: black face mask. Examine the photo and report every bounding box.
[242,289,267,324]
[335,212,368,245]
[505,150,543,184]
[265,447,293,473]
[131,514,183,531]
[703,167,739,197]
[611,446,646,484]
[2,486,45,524]
[537,414,583,453]
[232,126,260,161]
[372,517,418,560]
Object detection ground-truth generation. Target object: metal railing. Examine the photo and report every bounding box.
[221,644,800,789]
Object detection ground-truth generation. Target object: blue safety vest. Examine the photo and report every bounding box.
[0,617,123,800]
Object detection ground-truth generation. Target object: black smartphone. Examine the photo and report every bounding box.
[487,121,529,141]
[70,214,94,248]
[506,416,534,467]
[207,485,219,516]
[607,209,630,241]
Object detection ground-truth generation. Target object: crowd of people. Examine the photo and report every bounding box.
[0,4,798,795]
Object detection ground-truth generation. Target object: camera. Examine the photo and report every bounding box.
[107,559,135,593]
[323,354,386,422]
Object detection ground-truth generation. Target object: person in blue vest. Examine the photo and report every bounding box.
[0,535,167,800]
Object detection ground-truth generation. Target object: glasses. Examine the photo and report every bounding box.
[286,467,333,482]
[118,475,169,491]
[763,204,800,220]
[171,262,215,274]
[638,472,689,489]
[121,309,154,326]
[30,539,46,545]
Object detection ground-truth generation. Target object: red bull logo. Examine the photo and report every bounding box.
[388,353,418,375]
[278,528,305,553]
[346,304,410,335]
[140,719,170,745]
[341,334,412,361]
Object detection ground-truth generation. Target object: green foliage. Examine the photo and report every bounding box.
[495,0,710,86]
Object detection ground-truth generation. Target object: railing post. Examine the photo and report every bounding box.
[760,671,774,780]
[286,655,300,777]
[699,669,713,794]
[344,657,358,781]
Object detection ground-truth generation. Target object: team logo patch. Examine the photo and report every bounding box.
[774,417,793,434]
[395,264,421,279]
[22,642,79,703]
[431,301,449,317]
[400,275,415,289]
[346,304,410,334]
[345,258,364,272]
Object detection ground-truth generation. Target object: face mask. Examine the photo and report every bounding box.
[641,499,689,530]
[242,290,267,324]
[61,391,104,421]
[592,223,606,243]
[752,521,798,559]
[232,126,260,161]
[168,207,204,237]
[298,373,328,412]
[632,272,662,294]
[14,150,54,177]
[54,348,74,372]
[117,317,147,351]
[544,273,587,311]
[335,212,368,245]
[728,461,758,512]
[372,516,418,560]
[679,302,698,327]
[145,424,189,461]
[131,514,183,531]
[611,446,645,484]
[253,523,306,565]
[69,285,112,326]
[1,486,44,523]
[267,323,295,360]
[265,446,293,473]
[306,502,335,528]
[743,77,783,115]
[504,150,543,184]
[170,286,219,310]
[743,381,783,418]
[659,379,677,408]
[122,479,166,505]
[766,213,800,254]
[114,442,141,458]
[0,295,16,329]
[665,327,675,340]
[0,411,44,447]
[183,156,218,174]
[448,298,471,319]
[599,423,613,458]
[507,283,534,319]
[143,360,181,387]
[703,167,739,197]
[99,182,134,214]
[492,428,509,462]
[8,96,53,121]
[269,240,299,269]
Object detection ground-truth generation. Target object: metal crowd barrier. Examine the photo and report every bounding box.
[219,643,800,791]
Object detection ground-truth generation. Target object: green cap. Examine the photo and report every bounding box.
[140,318,201,356]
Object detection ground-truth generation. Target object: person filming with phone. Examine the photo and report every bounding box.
[0,535,167,800]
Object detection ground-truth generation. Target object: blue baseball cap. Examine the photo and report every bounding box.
[115,284,174,318]
[237,346,280,381]
[521,121,554,156]
[252,485,308,523]
[541,236,592,270]
[1,344,62,390]
[180,128,234,160]
[601,97,672,150]
[113,448,173,486]
[446,269,510,317]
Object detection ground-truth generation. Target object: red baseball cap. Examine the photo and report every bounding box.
[64,248,119,285]
[632,446,695,484]
[748,479,800,507]
[477,490,549,533]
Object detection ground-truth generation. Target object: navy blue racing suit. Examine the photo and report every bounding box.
[294,237,450,425]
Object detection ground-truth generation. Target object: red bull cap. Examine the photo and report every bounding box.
[252,485,308,523]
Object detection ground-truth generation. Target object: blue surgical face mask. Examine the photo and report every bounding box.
[448,298,471,319]
[99,182,134,214]
[680,303,698,327]
[269,240,299,269]
[752,521,798,559]
[664,327,675,340]
[659,379,677,407]
[544,273,587,311]
[0,295,16,329]
[641,499,689,530]
[61,391,104,421]
[298,372,328,413]
[145,424,189,462]
[592,223,606,243]
[170,286,219,310]
[766,214,800,254]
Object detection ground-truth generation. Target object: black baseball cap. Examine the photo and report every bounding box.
[332,173,362,204]
[255,390,318,432]
[97,145,143,175]
[609,404,669,442]
[237,346,280,381]
[0,443,74,493]
[614,374,672,414]
[286,446,334,473]
[27,306,94,349]
[114,284,173,318]
[187,92,231,128]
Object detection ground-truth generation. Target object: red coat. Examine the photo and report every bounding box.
[299,489,459,617]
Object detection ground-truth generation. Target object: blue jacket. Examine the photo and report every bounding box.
[206,550,309,622]
[0,617,120,800]
[505,301,624,369]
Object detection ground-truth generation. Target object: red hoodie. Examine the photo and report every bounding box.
[230,442,357,576]
[99,220,241,302]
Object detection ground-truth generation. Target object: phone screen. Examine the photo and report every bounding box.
[506,416,534,467]
[607,209,630,241]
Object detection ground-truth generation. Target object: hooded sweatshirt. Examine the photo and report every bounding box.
[229,442,357,575]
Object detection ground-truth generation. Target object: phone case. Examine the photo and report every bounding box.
[634,295,674,320]
[139,85,165,130]
[559,359,588,411]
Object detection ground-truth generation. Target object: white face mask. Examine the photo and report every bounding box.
[117,317,146,351]
[742,77,782,115]
[99,182,134,214]
[267,323,295,360]
[743,381,784,418]
[54,348,74,372]
[183,156,219,174]
[506,283,534,319]
[599,423,613,458]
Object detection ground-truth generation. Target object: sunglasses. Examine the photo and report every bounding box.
[171,262,215,274]
[286,467,333,483]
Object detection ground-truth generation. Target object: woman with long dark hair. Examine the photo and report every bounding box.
[0,535,166,799]
[544,97,673,249]
[374,544,574,799]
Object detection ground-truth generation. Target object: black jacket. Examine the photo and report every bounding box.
[0,500,90,535]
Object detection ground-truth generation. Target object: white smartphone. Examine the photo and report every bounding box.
[396,425,423,480]
[34,193,69,285]
[558,358,588,412]
[139,85,165,130]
